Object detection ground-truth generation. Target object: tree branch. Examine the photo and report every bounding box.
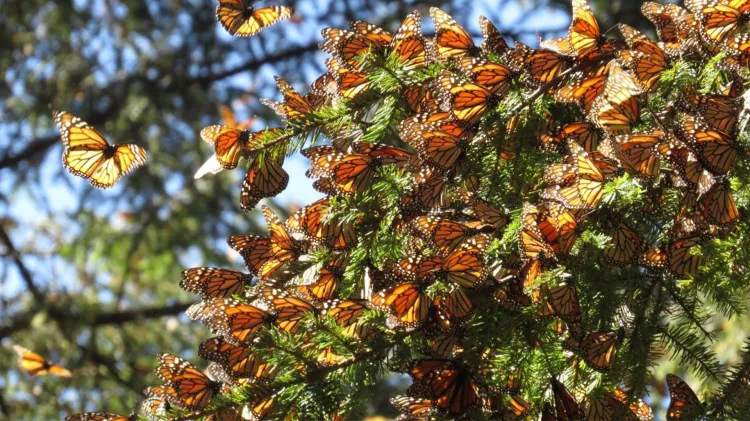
[0,225,44,300]
[91,301,194,326]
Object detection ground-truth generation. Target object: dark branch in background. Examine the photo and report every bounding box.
[91,301,194,326]
[0,135,58,171]
[78,341,143,395]
[0,225,44,301]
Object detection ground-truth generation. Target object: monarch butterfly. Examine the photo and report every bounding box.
[585,390,654,421]
[321,23,391,70]
[685,0,750,44]
[506,41,536,73]
[666,374,705,420]
[439,72,498,127]
[702,181,739,227]
[717,33,750,71]
[526,49,574,84]
[241,155,289,211]
[431,287,475,331]
[325,57,372,104]
[613,132,662,178]
[414,216,485,254]
[429,8,481,62]
[641,2,690,56]
[400,168,451,213]
[299,258,344,302]
[398,114,470,170]
[676,114,736,175]
[407,359,481,415]
[479,16,510,56]
[195,298,274,345]
[262,287,316,334]
[536,203,579,256]
[552,378,585,421]
[542,284,581,323]
[180,267,250,299]
[227,234,273,276]
[389,11,427,72]
[519,219,557,264]
[198,126,271,170]
[371,280,431,328]
[142,385,178,416]
[306,73,336,110]
[402,84,439,115]
[286,198,357,250]
[590,64,642,135]
[484,393,531,419]
[641,235,705,278]
[53,111,147,189]
[555,70,608,112]
[260,206,302,279]
[540,122,602,154]
[199,337,275,382]
[397,255,445,282]
[457,57,512,96]
[13,345,72,377]
[155,353,221,410]
[676,89,740,134]
[215,2,292,37]
[568,0,613,57]
[463,197,509,231]
[567,330,621,371]
[674,190,707,237]
[657,141,715,194]
[442,249,487,288]
[321,299,374,341]
[617,24,670,92]
[261,76,315,121]
[390,395,436,419]
[543,149,605,209]
[604,221,642,265]
[64,414,134,421]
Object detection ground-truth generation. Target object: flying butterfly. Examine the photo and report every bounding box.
[53,111,147,189]
[215,2,292,37]
[155,353,221,410]
[13,345,72,377]
[666,374,705,421]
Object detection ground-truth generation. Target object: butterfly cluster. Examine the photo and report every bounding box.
[68,0,748,419]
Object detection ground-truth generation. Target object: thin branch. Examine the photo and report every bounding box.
[91,301,194,326]
[0,225,44,300]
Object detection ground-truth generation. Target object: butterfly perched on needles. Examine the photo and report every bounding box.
[666,374,705,420]
[53,111,147,189]
[406,359,481,415]
[13,345,72,377]
[215,1,292,37]
[155,353,222,410]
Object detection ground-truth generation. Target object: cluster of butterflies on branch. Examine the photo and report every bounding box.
[62,0,750,419]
